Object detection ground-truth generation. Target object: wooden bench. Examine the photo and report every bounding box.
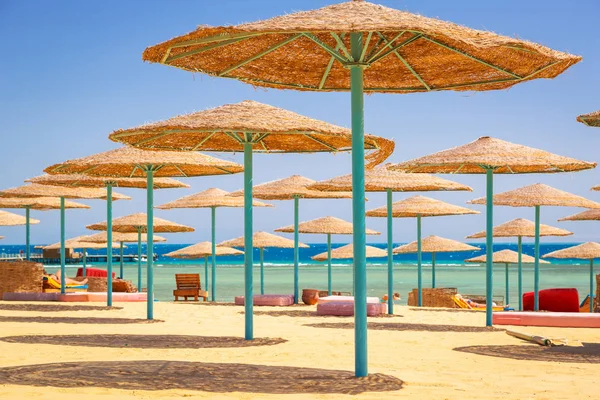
[173,274,208,301]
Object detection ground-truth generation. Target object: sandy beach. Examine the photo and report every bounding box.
[0,302,597,400]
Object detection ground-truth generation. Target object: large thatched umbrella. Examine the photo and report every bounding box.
[577,110,600,128]
[108,100,394,343]
[166,242,243,295]
[312,243,387,261]
[0,184,129,295]
[366,195,478,306]
[0,210,40,245]
[219,231,308,295]
[391,136,595,326]
[308,165,471,313]
[157,188,271,301]
[232,175,352,304]
[393,236,479,289]
[543,242,600,312]
[135,0,579,376]
[276,216,379,296]
[467,218,572,310]
[44,147,242,319]
[469,183,600,310]
[45,235,121,277]
[0,197,89,261]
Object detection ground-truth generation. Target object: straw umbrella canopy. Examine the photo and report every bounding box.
[577,110,600,128]
[308,165,471,313]
[543,242,600,312]
[232,175,353,304]
[219,231,308,295]
[44,235,121,250]
[391,136,595,327]
[312,243,387,261]
[45,147,242,319]
[138,0,580,376]
[157,188,272,301]
[469,183,600,311]
[0,210,40,226]
[393,236,479,289]
[167,241,244,294]
[367,195,478,306]
[276,216,380,296]
[559,209,600,222]
[466,218,572,310]
[0,184,129,295]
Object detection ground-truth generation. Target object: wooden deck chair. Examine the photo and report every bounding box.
[173,273,208,301]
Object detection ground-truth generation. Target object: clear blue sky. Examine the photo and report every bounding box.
[1,0,599,245]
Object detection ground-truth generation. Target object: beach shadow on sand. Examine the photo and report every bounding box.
[0,360,404,395]
[0,304,122,312]
[0,316,161,324]
[454,343,600,363]
[240,310,403,318]
[0,334,286,349]
[304,322,503,332]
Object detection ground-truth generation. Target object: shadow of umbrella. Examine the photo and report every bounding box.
[304,322,502,333]
[454,343,600,364]
[0,304,122,312]
[0,316,162,324]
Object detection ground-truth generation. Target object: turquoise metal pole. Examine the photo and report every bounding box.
[431,253,436,289]
[243,142,254,340]
[417,215,422,306]
[518,236,523,311]
[146,169,154,320]
[485,168,494,327]
[293,195,300,304]
[211,206,216,301]
[25,207,30,261]
[60,197,66,295]
[590,259,594,313]
[534,205,540,311]
[350,32,367,378]
[204,257,208,294]
[260,247,264,295]
[106,184,113,307]
[137,228,142,292]
[82,248,87,276]
[386,188,393,314]
[119,242,124,279]
[505,263,509,306]
[327,233,332,296]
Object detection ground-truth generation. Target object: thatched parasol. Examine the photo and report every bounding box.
[469,183,600,311]
[466,218,572,310]
[232,175,352,303]
[312,243,387,261]
[543,242,600,312]
[139,0,580,376]
[27,174,189,189]
[577,110,600,128]
[276,216,380,295]
[157,188,271,301]
[0,210,40,226]
[393,236,479,289]
[44,235,121,250]
[559,209,600,223]
[219,231,308,295]
[367,195,478,307]
[391,136,595,327]
[166,242,243,292]
[307,164,471,313]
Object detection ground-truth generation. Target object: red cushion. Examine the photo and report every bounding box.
[523,288,580,312]
[76,268,115,278]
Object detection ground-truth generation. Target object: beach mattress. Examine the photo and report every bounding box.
[318,296,381,304]
[76,268,115,278]
[523,288,580,312]
[317,301,386,317]
[493,311,600,328]
[2,292,147,302]
[234,294,294,306]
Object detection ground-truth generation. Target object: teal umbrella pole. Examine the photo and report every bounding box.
[327,233,332,296]
[293,195,299,304]
[431,252,436,289]
[417,215,422,306]
[25,206,30,261]
[243,141,254,340]
[137,227,142,292]
[60,196,66,295]
[505,263,509,306]
[517,236,523,311]
[350,32,367,378]
[106,183,113,307]
[82,247,87,276]
[260,247,264,295]
[386,188,393,314]
[119,242,124,279]
[484,168,494,327]
[146,168,155,320]
[211,206,216,301]
[589,259,594,313]
[534,205,541,311]
[204,256,208,294]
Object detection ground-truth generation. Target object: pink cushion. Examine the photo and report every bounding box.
[317,301,386,316]
[493,312,600,328]
[318,295,381,304]
[235,294,294,306]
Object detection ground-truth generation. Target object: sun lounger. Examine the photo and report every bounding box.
[173,274,208,301]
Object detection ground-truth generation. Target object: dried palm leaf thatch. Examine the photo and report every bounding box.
[27,174,188,190]
[393,235,478,254]
[590,183,600,191]
[312,243,386,261]
[109,101,394,169]
[391,137,596,174]
[231,175,353,200]
[0,210,39,226]
[465,249,547,264]
[86,213,194,233]
[44,147,243,178]
[0,197,89,210]
[157,188,272,209]
[543,242,600,260]
[166,242,243,259]
[577,110,600,127]
[142,1,580,93]
[275,216,379,235]
[83,232,167,243]
[467,218,572,239]
[308,164,472,192]
[558,209,600,222]
[0,184,130,201]
[366,195,479,218]
[219,231,308,249]
[44,235,121,250]
[469,184,600,208]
